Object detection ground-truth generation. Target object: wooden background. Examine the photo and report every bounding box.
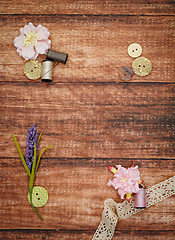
[0,0,175,239]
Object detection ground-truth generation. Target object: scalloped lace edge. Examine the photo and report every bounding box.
[93,176,175,240]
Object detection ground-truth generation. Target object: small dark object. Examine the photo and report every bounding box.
[118,66,134,81]
[46,49,68,64]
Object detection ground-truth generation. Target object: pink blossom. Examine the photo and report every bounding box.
[107,165,140,199]
[14,22,51,60]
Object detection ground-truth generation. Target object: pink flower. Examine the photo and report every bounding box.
[107,165,140,199]
[14,22,51,60]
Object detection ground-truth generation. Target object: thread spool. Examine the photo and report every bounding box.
[134,188,146,208]
[41,60,53,82]
[46,49,68,64]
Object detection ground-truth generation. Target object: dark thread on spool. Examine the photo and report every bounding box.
[46,49,68,64]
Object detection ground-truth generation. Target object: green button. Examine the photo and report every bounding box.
[28,186,48,207]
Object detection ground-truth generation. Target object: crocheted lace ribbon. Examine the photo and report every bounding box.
[93,176,175,240]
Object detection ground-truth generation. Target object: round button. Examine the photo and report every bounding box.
[24,60,41,80]
[118,66,134,81]
[128,43,142,58]
[28,186,48,207]
[132,57,152,76]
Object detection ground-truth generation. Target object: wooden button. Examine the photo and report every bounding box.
[132,57,152,76]
[28,186,48,207]
[118,66,134,81]
[24,60,41,80]
[128,43,142,58]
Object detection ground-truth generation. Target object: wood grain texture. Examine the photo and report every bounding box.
[0,15,175,83]
[0,158,175,229]
[0,0,175,239]
[1,0,175,15]
[1,230,175,240]
[0,83,174,158]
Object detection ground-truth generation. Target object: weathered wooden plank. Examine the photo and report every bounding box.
[1,0,175,15]
[0,83,174,158]
[0,15,174,82]
[0,158,174,229]
[0,0,175,236]
[0,229,175,240]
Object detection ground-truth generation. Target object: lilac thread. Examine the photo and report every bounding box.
[26,125,38,172]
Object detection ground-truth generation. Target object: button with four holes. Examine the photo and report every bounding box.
[127,43,142,58]
[118,66,134,81]
[132,57,152,76]
[28,186,48,207]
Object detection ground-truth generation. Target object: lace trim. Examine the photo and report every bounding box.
[93,176,175,240]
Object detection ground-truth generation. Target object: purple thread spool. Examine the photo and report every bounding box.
[134,188,146,208]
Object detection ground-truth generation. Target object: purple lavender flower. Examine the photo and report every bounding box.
[26,125,38,172]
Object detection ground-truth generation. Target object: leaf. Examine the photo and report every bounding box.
[12,134,30,177]
[35,145,53,175]
[38,132,42,143]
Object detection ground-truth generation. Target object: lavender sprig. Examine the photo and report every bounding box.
[12,125,53,221]
[26,125,38,172]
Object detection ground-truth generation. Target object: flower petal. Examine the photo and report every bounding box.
[46,39,51,48]
[127,178,132,185]
[107,180,112,186]
[118,188,125,199]
[14,35,25,49]
[36,25,50,40]
[20,27,25,35]
[21,44,36,60]
[31,51,39,60]
[116,165,121,169]
[35,40,50,54]
[16,48,22,57]
[127,186,132,193]
[23,22,35,35]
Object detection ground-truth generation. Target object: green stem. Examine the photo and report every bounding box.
[30,143,37,184]
[29,143,43,221]
[12,134,30,177]
[29,186,43,221]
